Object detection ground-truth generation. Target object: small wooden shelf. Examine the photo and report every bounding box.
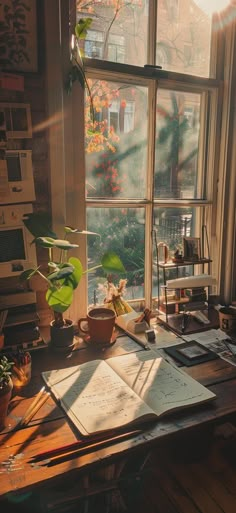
[156,258,212,270]
[156,252,213,334]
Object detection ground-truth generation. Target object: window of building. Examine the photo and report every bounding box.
[51,0,235,316]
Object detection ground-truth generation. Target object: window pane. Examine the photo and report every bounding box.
[87,208,145,305]
[152,206,202,302]
[77,1,148,66]
[155,89,201,199]
[156,0,211,77]
[85,80,148,199]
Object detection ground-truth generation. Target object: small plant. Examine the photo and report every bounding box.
[20,213,125,328]
[0,356,13,390]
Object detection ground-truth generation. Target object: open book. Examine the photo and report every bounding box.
[42,351,216,437]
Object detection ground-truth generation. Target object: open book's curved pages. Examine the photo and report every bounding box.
[42,351,216,437]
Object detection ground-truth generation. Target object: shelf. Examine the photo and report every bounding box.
[156,258,212,269]
[156,308,219,336]
[156,249,213,334]
[162,284,208,290]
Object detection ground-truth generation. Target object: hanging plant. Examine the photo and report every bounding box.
[65,18,94,123]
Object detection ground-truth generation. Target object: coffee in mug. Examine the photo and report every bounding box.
[78,307,116,344]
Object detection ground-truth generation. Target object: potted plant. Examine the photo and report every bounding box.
[0,356,13,429]
[20,213,125,351]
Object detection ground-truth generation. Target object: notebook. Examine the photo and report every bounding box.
[42,351,216,437]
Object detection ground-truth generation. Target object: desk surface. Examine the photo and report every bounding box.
[1,333,236,498]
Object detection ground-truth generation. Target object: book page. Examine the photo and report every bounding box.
[108,351,216,417]
[42,360,154,436]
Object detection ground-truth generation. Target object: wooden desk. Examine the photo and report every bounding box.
[1,339,236,511]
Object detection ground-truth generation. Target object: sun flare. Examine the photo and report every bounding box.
[195,0,231,16]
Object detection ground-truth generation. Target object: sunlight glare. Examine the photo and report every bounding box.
[195,0,231,16]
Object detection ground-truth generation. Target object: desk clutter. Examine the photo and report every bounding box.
[0,306,47,354]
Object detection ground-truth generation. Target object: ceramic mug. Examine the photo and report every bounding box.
[219,307,236,333]
[78,307,116,344]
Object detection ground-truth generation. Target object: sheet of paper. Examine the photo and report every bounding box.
[182,329,236,366]
[108,351,215,417]
[115,334,145,353]
[182,329,231,344]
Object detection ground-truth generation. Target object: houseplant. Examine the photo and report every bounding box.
[20,213,125,350]
[0,356,13,429]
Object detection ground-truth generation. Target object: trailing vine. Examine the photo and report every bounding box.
[65,18,95,123]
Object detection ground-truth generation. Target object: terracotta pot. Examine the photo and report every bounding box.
[50,319,74,351]
[0,377,13,430]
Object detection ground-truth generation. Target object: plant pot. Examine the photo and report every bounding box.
[50,319,75,352]
[0,378,13,430]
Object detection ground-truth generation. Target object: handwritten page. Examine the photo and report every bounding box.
[42,360,153,436]
[108,351,216,417]
[43,352,216,436]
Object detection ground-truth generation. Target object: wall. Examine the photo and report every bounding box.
[0,0,52,323]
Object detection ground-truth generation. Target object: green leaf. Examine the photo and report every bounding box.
[36,237,79,250]
[46,285,74,313]
[87,129,100,136]
[35,237,58,248]
[101,252,125,274]
[71,65,85,89]
[22,212,57,239]
[64,226,99,237]
[67,257,83,289]
[47,264,75,282]
[75,18,93,39]
[19,268,39,281]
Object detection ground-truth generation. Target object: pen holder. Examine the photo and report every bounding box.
[11,353,32,389]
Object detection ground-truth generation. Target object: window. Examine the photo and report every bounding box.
[84,30,104,59]
[52,0,235,317]
[157,0,211,76]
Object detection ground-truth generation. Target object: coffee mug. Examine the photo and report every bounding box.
[78,307,116,343]
[219,307,236,333]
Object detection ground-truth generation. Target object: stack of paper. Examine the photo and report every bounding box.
[166,274,217,289]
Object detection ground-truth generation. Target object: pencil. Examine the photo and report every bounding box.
[36,430,142,466]
[19,386,46,426]
[21,392,50,426]
[30,428,141,462]
[121,331,150,350]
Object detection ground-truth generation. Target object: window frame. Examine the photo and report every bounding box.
[83,61,219,309]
